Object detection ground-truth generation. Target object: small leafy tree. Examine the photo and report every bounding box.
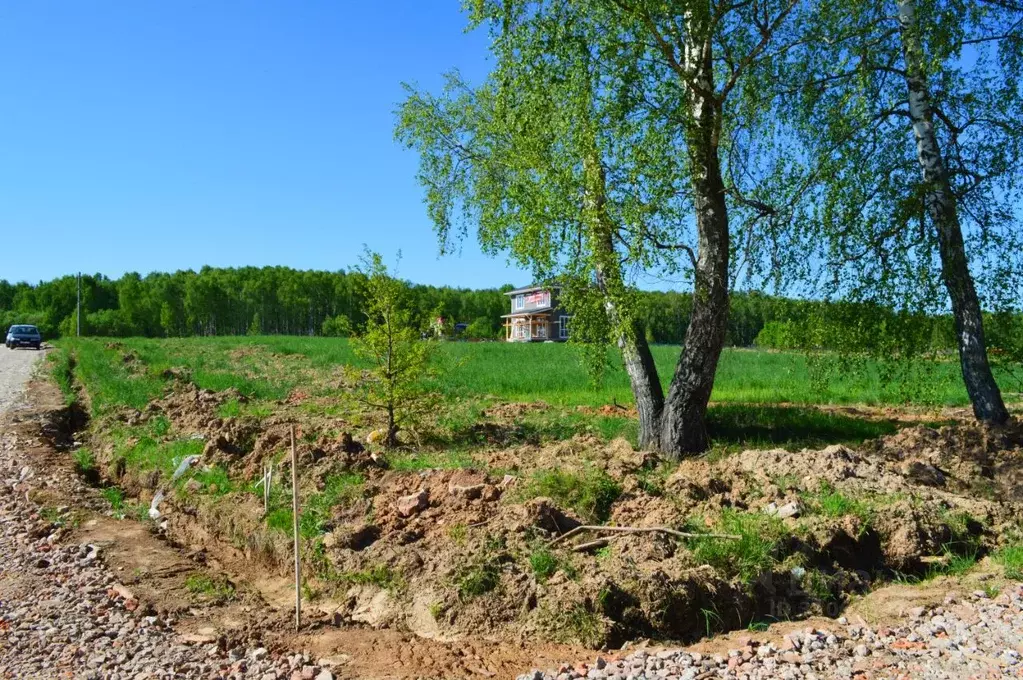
[344,251,434,447]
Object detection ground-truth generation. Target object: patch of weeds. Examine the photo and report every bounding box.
[456,534,506,599]
[39,506,64,524]
[386,449,474,472]
[217,399,242,418]
[747,620,771,633]
[447,523,467,545]
[595,545,612,562]
[926,544,979,579]
[186,465,234,496]
[519,467,622,523]
[102,487,125,512]
[342,565,403,591]
[73,447,96,473]
[772,473,801,492]
[636,461,673,497]
[266,473,365,539]
[457,562,501,599]
[802,569,835,603]
[429,601,446,619]
[529,548,559,582]
[49,349,78,406]
[684,509,788,585]
[184,573,236,601]
[993,545,1023,579]
[984,584,1001,598]
[701,606,723,637]
[302,582,321,602]
[147,415,171,438]
[542,602,606,647]
[802,482,874,533]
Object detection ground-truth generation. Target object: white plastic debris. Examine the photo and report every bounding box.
[148,455,201,519]
[171,455,200,481]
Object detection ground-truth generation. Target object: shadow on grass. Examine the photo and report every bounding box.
[707,404,900,455]
[433,403,900,456]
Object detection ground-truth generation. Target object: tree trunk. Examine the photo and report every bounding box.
[898,0,1009,425]
[583,140,665,450]
[659,28,730,458]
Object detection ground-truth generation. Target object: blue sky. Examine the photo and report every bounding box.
[0,1,532,288]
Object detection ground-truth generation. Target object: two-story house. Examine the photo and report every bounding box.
[502,284,572,342]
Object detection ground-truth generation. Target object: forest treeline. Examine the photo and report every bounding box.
[1,266,1020,355]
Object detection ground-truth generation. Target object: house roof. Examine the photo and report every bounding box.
[500,308,554,318]
[504,283,562,296]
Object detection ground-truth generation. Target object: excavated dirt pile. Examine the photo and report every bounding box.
[84,386,1023,650]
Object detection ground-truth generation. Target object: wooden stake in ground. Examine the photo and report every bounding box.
[290,424,301,631]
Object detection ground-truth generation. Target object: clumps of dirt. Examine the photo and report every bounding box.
[80,377,1023,650]
[484,435,648,480]
[483,401,552,419]
[863,420,1023,502]
[575,403,639,419]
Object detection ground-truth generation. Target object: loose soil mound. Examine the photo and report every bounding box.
[83,384,1023,650]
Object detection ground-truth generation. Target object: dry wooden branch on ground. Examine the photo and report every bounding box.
[547,524,742,549]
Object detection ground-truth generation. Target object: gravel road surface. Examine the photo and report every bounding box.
[0,347,43,413]
[0,348,339,679]
[519,587,1023,679]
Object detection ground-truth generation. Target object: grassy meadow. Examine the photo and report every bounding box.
[50,335,1020,454]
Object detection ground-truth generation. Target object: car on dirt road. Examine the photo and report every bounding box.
[5,325,42,350]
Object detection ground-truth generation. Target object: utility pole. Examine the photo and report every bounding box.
[76,272,81,337]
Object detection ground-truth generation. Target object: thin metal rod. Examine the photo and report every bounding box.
[291,424,301,631]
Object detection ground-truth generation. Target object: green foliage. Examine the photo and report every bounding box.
[685,510,788,585]
[465,316,498,340]
[321,314,352,338]
[519,468,622,523]
[343,251,436,447]
[993,545,1023,579]
[754,321,798,350]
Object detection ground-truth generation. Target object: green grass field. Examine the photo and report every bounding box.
[57,335,1019,408]
[52,335,1020,454]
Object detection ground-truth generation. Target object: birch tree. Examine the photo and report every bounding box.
[784,0,1023,423]
[397,0,804,457]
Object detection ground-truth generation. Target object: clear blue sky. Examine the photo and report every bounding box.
[0,1,532,289]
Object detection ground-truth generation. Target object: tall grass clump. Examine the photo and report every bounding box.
[685,509,788,585]
[48,349,78,406]
[994,545,1023,579]
[519,468,622,523]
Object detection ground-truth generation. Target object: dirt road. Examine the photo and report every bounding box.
[0,347,44,413]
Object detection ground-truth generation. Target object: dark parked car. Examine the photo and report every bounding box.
[5,325,42,350]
